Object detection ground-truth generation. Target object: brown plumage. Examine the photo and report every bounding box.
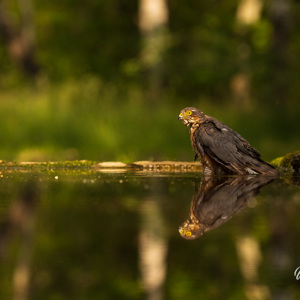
[178,107,279,175]
[179,175,275,240]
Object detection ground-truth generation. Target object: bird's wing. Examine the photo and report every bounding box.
[196,118,259,171]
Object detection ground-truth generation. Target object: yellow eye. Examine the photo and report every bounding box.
[186,231,192,236]
[187,111,192,115]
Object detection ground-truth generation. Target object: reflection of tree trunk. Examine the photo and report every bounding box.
[13,184,37,300]
[138,197,168,300]
[0,181,38,300]
[138,0,169,100]
[236,236,270,300]
[0,0,39,77]
[268,204,292,300]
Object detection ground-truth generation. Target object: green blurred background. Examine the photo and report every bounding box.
[0,0,299,162]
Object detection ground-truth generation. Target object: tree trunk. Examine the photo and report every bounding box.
[268,0,291,103]
[0,1,39,77]
[138,0,169,100]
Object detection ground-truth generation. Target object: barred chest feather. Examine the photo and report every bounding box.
[189,123,201,156]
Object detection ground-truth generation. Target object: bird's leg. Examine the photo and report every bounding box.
[201,155,215,175]
[194,153,198,162]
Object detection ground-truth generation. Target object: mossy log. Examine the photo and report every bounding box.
[0,151,299,175]
[95,161,202,172]
[271,150,300,175]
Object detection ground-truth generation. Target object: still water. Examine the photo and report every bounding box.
[0,170,299,299]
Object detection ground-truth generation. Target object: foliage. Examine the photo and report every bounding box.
[0,1,299,162]
[0,77,299,162]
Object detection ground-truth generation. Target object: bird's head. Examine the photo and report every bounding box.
[178,220,205,240]
[178,107,205,126]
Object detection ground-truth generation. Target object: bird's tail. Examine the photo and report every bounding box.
[248,159,279,176]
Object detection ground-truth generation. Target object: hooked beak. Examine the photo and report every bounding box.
[178,113,189,126]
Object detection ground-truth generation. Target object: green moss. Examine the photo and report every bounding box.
[270,150,300,174]
[0,160,98,176]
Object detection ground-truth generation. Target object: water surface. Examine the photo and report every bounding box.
[0,171,299,299]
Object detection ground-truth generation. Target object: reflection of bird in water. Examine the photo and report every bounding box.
[178,107,279,175]
[179,176,275,240]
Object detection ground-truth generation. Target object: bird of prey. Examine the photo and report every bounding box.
[178,107,279,175]
[179,175,275,240]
